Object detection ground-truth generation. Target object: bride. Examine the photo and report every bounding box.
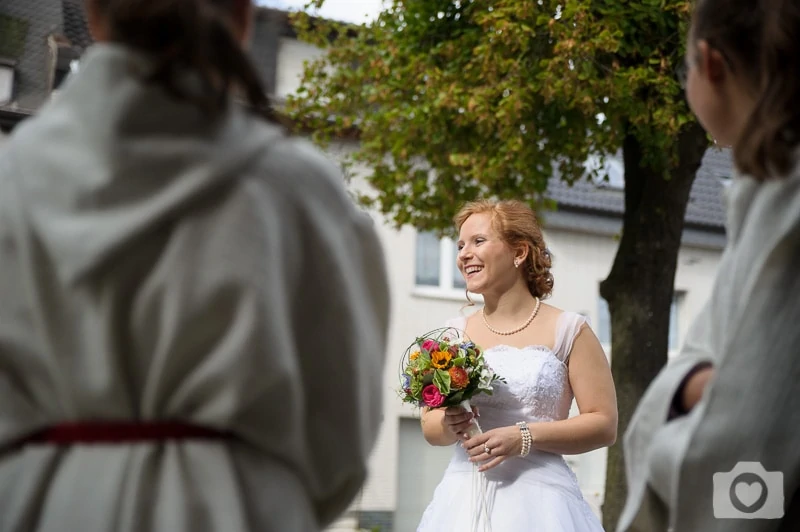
[418,199,618,531]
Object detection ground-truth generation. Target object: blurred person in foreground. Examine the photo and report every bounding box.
[619,0,800,530]
[0,1,390,531]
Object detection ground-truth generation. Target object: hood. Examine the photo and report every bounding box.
[3,43,282,284]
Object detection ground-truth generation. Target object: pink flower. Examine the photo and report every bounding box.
[421,339,438,352]
[422,384,445,408]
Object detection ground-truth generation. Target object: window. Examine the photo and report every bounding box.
[53,60,79,90]
[415,231,465,292]
[47,35,80,94]
[53,66,70,90]
[0,59,13,106]
[597,293,682,351]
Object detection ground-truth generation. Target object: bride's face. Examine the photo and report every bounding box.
[456,213,518,295]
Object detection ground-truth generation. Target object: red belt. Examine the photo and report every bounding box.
[15,421,234,447]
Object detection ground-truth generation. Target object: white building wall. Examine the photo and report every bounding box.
[275,37,325,100]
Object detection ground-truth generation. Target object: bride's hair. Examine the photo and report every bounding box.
[454,199,553,301]
[87,0,281,123]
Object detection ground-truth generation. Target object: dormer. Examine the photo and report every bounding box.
[47,33,80,94]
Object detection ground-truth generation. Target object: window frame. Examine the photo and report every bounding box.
[413,232,472,301]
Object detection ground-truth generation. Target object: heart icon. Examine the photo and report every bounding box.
[735,481,764,508]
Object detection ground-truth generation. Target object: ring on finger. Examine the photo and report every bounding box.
[484,444,491,455]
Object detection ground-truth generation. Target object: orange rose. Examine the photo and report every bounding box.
[449,366,469,389]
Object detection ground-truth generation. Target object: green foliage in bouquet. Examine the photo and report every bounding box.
[399,327,503,409]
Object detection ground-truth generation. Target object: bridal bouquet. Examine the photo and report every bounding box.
[398,326,503,436]
[400,326,501,528]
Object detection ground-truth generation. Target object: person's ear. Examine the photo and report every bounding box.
[696,40,729,84]
[513,247,529,269]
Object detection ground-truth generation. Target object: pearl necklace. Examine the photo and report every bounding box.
[481,298,541,336]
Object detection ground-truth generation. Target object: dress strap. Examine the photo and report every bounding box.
[552,311,589,363]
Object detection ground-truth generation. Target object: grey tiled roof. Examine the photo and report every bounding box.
[62,0,92,50]
[547,148,731,230]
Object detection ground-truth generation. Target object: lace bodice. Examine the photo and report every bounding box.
[446,312,587,429]
[420,312,604,531]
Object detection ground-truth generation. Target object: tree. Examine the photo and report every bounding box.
[285,0,709,528]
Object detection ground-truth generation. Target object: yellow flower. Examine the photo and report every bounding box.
[410,351,420,361]
[430,350,452,369]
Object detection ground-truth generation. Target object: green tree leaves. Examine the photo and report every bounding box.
[286,0,695,233]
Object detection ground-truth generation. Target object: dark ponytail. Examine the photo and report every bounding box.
[90,0,281,123]
[734,0,800,180]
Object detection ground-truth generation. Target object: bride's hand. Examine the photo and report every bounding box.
[442,406,479,438]
[463,425,524,472]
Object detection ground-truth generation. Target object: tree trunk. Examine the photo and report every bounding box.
[600,123,708,531]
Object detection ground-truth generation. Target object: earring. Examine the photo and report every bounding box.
[514,260,520,268]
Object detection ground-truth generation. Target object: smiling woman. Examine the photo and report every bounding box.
[416,199,617,531]
[455,200,553,304]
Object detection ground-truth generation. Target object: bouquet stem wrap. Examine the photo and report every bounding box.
[460,400,493,532]
[460,400,483,438]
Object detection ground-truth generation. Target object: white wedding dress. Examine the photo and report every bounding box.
[417,312,605,531]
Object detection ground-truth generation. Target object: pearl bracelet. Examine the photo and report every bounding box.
[516,421,532,457]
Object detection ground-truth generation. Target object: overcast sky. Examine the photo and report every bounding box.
[257,0,384,23]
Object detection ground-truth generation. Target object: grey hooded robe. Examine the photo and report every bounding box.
[0,44,390,532]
